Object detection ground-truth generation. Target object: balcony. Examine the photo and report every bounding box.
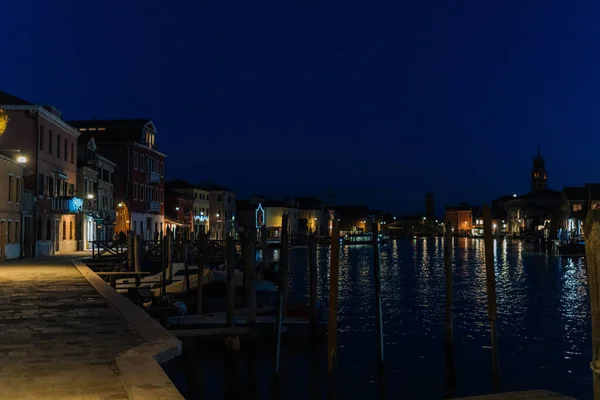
[52,196,84,214]
[146,171,161,185]
[147,201,161,213]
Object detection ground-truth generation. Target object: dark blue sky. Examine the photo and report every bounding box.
[3,1,600,216]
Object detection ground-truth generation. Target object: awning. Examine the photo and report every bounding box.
[53,170,69,180]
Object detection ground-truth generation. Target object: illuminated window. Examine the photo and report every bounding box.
[573,204,583,212]
[98,127,105,131]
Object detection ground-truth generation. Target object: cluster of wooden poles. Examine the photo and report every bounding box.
[123,205,505,394]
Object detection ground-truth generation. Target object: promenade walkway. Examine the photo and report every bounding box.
[0,253,168,399]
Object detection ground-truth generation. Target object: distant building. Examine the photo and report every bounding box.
[0,153,24,260]
[531,149,548,192]
[164,189,194,239]
[76,137,116,250]
[295,196,329,236]
[263,200,299,239]
[167,180,210,236]
[0,91,80,256]
[207,185,236,240]
[505,189,561,236]
[334,205,373,235]
[425,193,434,220]
[557,186,588,243]
[68,119,166,240]
[445,203,474,235]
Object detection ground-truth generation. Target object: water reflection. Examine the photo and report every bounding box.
[170,238,592,400]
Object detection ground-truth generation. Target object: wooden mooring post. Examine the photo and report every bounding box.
[261,225,268,277]
[274,214,289,376]
[196,231,207,314]
[134,234,141,273]
[127,231,134,271]
[371,223,385,380]
[161,232,167,297]
[483,204,500,391]
[167,231,173,282]
[183,240,191,293]
[244,227,257,334]
[226,235,235,327]
[308,234,318,339]
[327,221,341,373]
[444,224,456,398]
[585,210,600,400]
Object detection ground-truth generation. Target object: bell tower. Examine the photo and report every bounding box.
[531,148,547,192]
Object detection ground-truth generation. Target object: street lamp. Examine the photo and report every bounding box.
[17,156,26,163]
[118,203,123,207]
[87,194,94,199]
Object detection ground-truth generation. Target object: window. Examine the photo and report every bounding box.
[62,220,66,240]
[64,138,68,161]
[70,183,74,196]
[134,183,138,200]
[14,222,19,244]
[134,152,139,170]
[228,196,231,204]
[160,189,164,204]
[155,188,158,202]
[15,177,20,203]
[573,204,583,212]
[39,125,44,150]
[103,169,109,182]
[140,155,145,171]
[217,195,222,202]
[140,184,145,201]
[194,193,197,199]
[71,142,74,164]
[110,172,114,184]
[8,175,13,201]
[160,162,164,177]
[69,221,73,240]
[84,178,88,195]
[49,130,53,154]
[38,173,44,195]
[7,221,12,243]
[57,134,61,158]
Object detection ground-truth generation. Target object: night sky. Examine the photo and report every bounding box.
[3,1,600,216]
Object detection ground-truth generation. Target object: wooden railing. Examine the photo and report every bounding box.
[91,240,128,259]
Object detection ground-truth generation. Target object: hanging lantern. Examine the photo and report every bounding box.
[0,109,8,135]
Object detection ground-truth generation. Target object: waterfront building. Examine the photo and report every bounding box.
[557,186,588,243]
[586,183,600,211]
[76,137,116,249]
[164,189,193,239]
[334,205,373,235]
[295,196,329,236]
[445,203,474,235]
[167,180,210,236]
[207,185,236,240]
[260,200,299,239]
[0,91,80,256]
[68,119,165,240]
[531,149,548,192]
[0,153,25,260]
[505,189,561,236]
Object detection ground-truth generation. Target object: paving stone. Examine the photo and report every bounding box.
[0,253,145,399]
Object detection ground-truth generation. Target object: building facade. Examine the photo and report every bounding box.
[164,190,194,239]
[167,180,210,236]
[68,119,165,240]
[0,153,24,260]
[76,137,116,249]
[262,200,299,238]
[0,92,81,256]
[445,203,474,235]
[207,185,236,240]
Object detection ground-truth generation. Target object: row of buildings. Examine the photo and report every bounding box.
[444,150,596,243]
[0,90,398,261]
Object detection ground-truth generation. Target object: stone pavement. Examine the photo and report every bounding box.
[0,253,144,399]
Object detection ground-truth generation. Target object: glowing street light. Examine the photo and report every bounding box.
[86,194,94,199]
[176,207,180,211]
[118,202,123,207]
[17,156,26,163]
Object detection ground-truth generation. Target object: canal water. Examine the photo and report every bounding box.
[165,237,591,399]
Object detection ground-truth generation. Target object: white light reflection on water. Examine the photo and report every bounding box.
[172,238,593,400]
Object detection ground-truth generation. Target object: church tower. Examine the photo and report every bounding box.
[531,149,547,192]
